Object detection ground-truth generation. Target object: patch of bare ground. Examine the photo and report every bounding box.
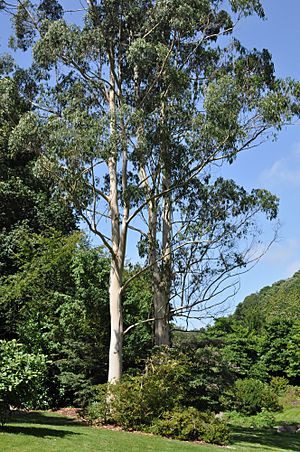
[50,407,80,418]
[49,407,90,425]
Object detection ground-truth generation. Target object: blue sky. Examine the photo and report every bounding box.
[1,1,300,318]
[218,0,300,310]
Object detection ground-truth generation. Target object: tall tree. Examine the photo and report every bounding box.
[2,0,300,380]
[0,66,76,277]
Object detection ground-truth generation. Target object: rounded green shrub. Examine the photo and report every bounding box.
[87,350,190,429]
[150,407,230,445]
[270,376,289,396]
[226,378,282,415]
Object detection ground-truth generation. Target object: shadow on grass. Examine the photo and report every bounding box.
[0,424,81,438]
[232,426,300,451]
[0,410,85,438]
[8,411,83,427]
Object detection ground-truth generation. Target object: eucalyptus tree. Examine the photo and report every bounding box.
[2,0,300,381]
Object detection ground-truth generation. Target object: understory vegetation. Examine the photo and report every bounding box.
[0,205,299,445]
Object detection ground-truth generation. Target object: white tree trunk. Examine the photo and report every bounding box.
[108,259,123,382]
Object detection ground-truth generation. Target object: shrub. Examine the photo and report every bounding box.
[270,377,289,396]
[0,340,47,425]
[108,377,147,429]
[174,338,236,412]
[0,399,10,427]
[86,384,112,425]
[226,410,275,428]
[150,407,230,445]
[250,410,276,428]
[223,378,282,415]
[87,350,190,429]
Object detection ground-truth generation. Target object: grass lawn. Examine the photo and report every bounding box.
[275,405,300,424]
[0,409,299,452]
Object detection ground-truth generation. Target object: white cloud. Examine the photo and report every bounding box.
[261,143,300,187]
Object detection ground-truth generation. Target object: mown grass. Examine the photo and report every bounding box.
[0,408,299,452]
[275,404,300,424]
[0,411,216,452]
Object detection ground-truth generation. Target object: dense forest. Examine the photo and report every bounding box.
[0,0,299,446]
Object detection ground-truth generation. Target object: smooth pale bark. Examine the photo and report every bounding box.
[107,52,125,382]
[108,259,123,382]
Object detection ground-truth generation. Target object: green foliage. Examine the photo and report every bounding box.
[0,339,46,424]
[197,308,300,386]
[88,350,190,429]
[122,269,153,370]
[0,227,154,407]
[226,410,276,428]
[270,377,290,397]
[87,346,234,445]
[204,317,266,380]
[260,319,298,382]
[175,335,236,411]
[2,0,300,394]
[0,76,75,235]
[286,320,300,380]
[87,352,230,445]
[235,271,300,327]
[6,0,299,349]
[150,407,230,445]
[0,231,110,406]
[0,75,76,280]
[223,378,282,415]
[108,378,148,429]
[279,385,300,408]
[85,383,112,425]
[0,398,10,427]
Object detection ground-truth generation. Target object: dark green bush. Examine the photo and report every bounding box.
[150,407,230,445]
[174,336,236,412]
[87,380,230,445]
[87,350,189,429]
[0,399,10,427]
[108,377,147,429]
[223,378,282,415]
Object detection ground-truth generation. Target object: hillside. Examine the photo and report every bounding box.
[234,270,300,330]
